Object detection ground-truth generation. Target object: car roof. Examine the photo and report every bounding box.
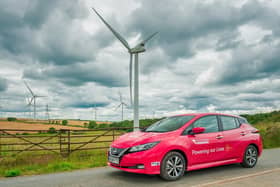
[173,113,241,118]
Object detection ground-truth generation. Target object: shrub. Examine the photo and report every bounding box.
[98,123,110,128]
[62,120,68,126]
[5,169,21,177]
[84,122,88,127]
[88,121,97,129]
[48,127,57,134]
[7,117,17,121]
[262,126,280,148]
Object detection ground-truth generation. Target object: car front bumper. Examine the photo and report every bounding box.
[108,150,162,174]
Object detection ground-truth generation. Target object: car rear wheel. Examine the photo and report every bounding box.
[160,151,186,181]
[241,145,258,168]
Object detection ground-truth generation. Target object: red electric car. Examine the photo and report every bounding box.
[108,113,262,180]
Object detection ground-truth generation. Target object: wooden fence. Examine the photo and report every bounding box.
[0,128,130,157]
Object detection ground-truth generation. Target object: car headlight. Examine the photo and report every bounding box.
[128,141,160,153]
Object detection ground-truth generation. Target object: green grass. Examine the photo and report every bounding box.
[4,169,21,177]
[0,149,108,177]
[0,130,116,177]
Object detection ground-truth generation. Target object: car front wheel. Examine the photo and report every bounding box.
[241,145,258,168]
[160,151,186,181]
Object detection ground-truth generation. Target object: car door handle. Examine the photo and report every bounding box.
[216,135,223,139]
[240,132,246,136]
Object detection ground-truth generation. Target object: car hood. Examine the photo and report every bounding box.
[111,131,175,148]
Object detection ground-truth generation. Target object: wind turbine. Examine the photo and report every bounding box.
[115,92,128,121]
[93,105,97,121]
[24,81,46,120]
[45,104,50,120]
[24,95,32,118]
[92,8,158,131]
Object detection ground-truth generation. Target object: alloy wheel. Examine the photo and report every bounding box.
[245,147,257,166]
[166,155,184,177]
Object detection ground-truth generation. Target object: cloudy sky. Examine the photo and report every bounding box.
[0,0,279,121]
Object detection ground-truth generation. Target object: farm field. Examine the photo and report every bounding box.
[0,121,87,134]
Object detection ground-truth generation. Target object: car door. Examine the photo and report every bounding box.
[219,115,244,159]
[186,115,225,165]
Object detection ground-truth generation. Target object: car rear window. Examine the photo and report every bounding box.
[220,116,238,131]
[238,117,249,124]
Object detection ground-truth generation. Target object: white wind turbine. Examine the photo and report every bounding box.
[92,8,158,131]
[115,92,128,121]
[24,81,46,120]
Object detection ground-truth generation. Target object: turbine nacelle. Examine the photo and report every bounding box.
[130,45,146,54]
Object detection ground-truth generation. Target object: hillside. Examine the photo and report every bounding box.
[241,111,280,148]
[241,111,280,124]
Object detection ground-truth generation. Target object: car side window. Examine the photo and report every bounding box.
[192,115,219,133]
[238,117,249,124]
[220,116,238,131]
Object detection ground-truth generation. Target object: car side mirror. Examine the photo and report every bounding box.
[190,127,205,134]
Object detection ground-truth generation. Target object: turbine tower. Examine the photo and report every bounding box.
[93,105,97,121]
[115,92,128,121]
[24,81,46,120]
[45,104,50,120]
[92,8,157,131]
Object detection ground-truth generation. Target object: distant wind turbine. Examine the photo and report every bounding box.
[25,95,32,118]
[115,92,128,121]
[45,104,50,120]
[93,105,98,121]
[24,81,46,120]
[92,8,158,131]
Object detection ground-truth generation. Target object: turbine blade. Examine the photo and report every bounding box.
[28,97,34,106]
[36,95,47,98]
[139,32,158,45]
[24,81,34,96]
[92,7,130,51]
[118,91,122,102]
[129,53,133,106]
[114,103,122,111]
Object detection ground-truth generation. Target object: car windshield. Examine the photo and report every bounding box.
[144,115,195,133]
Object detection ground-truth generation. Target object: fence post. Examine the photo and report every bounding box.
[112,128,115,141]
[67,130,71,156]
[59,129,62,156]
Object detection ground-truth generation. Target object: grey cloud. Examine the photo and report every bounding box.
[69,101,109,109]
[23,63,127,87]
[0,0,103,65]
[128,0,270,60]
[215,43,280,85]
[0,77,8,92]
[1,0,280,120]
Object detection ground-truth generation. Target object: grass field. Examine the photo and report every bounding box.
[0,127,124,177]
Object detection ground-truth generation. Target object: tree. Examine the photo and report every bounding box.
[62,120,68,126]
[88,121,97,129]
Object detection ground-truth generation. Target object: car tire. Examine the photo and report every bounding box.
[241,145,258,168]
[160,151,186,181]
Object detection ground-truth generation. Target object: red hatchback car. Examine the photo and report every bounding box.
[108,113,263,180]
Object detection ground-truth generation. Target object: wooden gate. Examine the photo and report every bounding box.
[0,128,129,157]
